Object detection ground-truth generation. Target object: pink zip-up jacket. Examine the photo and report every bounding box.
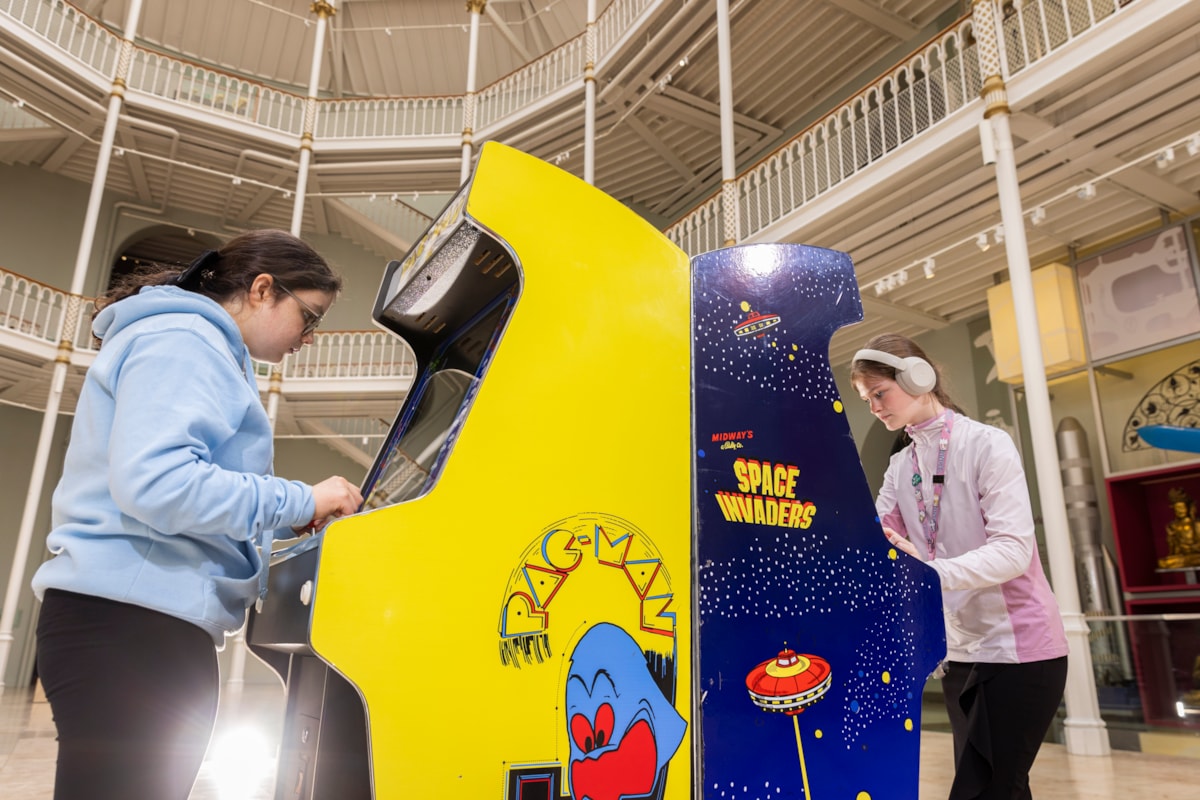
[877,411,1068,664]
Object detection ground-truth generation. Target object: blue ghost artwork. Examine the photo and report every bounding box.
[565,623,686,800]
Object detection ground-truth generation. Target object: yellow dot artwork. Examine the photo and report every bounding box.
[741,300,751,312]
[833,400,843,413]
[814,729,823,739]
[857,792,872,800]
[882,671,891,684]
[888,548,898,560]
[905,718,914,731]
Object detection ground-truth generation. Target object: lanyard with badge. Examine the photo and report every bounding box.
[910,409,954,559]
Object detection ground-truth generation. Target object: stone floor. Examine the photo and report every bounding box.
[1,683,1197,799]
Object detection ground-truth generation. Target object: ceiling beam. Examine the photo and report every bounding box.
[485,4,533,62]
[597,3,716,110]
[1008,110,1197,214]
[309,172,329,235]
[625,113,695,181]
[659,86,781,138]
[116,129,153,204]
[860,295,950,329]
[330,8,346,98]
[823,0,919,39]
[233,164,298,224]
[0,127,62,144]
[520,0,553,53]
[296,418,376,469]
[40,131,89,173]
[641,93,723,135]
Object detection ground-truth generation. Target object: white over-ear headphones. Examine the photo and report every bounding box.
[852,348,937,395]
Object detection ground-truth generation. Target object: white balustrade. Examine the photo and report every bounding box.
[475,36,586,129]
[668,19,982,249]
[0,0,119,78]
[317,96,463,139]
[0,266,412,383]
[0,99,50,129]
[594,0,657,58]
[1,0,1142,257]
[126,51,306,135]
[0,269,65,344]
[261,330,417,382]
[1000,0,1119,74]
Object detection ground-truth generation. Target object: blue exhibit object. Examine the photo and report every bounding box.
[1138,425,1200,453]
[691,243,944,799]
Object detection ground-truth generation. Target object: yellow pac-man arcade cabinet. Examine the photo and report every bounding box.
[248,142,693,799]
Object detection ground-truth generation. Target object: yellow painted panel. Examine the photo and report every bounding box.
[310,143,692,799]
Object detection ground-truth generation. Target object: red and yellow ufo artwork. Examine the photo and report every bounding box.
[733,309,781,339]
[745,645,832,715]
[746,645,833,799]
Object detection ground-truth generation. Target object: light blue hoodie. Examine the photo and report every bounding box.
[32,285,315,644]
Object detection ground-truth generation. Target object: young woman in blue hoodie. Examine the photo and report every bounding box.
[32,229,364,800]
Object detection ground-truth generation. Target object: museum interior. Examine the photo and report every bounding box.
[1,0,1198,797]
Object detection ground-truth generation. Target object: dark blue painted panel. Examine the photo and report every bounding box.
[692,244,944,800]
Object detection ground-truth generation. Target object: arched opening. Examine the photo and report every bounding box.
[108,225,224,291]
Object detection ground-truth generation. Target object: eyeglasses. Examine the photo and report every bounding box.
[274,278,325,337]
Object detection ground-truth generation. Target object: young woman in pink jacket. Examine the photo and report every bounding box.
[852,333,1068,800]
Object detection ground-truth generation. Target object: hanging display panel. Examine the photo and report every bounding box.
[1077,226,1200,361]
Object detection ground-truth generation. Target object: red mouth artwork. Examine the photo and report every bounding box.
[569,718,658,800]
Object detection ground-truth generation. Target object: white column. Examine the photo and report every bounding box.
[972,0,1108,756]
[0,0,146,689]
[583,0,597,185]
[226,372,284,693]
[462,1,486,184]
[291,0,335,236]
[715,0,738,245]
[249,0,333,692]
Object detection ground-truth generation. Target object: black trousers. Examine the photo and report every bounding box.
[36,589,220,800]
[942,657,1068,800]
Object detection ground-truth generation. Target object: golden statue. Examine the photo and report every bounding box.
[1158,487,1200,569]
[1181,655,1200,710]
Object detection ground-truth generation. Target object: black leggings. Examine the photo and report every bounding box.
[36,589,220,800]
[942,657,1068,800]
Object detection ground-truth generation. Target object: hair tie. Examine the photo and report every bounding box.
[176,250,219,287]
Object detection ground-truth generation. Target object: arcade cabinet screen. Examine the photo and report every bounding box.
[360,217,519,511]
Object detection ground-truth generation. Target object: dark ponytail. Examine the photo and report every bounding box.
[96,229,342,315]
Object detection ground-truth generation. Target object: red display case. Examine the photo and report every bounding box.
[1106,462,1200,727]
[1106,463,1200,592]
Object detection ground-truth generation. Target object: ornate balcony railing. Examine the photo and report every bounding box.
[127,51,307,136]
[1001,0,1120,75]
[0,268,69,346]
[476,35,585,129]
[251,330,416,383]
[667,18,982,253]
[595,0,658,55]
[0,0,665,141]
[317,96,463,140]
[1,0,1141,259]
[0,265,414,384]
[0,98,51,129]
[665,0,1134,254]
